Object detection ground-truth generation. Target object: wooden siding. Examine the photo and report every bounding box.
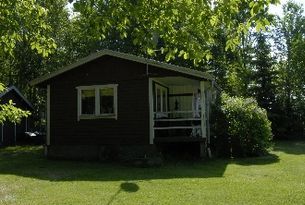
[49,56,149,145]
[47,55,204,146]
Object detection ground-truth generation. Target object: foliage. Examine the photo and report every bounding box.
[210,1,305,140]
[0,0,57,57]
[0,1,59,125]
[0,1,71,127]
[72,0,279,64]
[0,83,31,124]
[219,93,273,156]
[249,32,276,111]
[271,1,305,138]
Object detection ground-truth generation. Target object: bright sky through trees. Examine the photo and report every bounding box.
[270,0,305,16]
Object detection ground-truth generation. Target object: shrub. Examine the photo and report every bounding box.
[213,93,273,157]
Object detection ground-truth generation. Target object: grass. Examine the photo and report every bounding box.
[0,141,305,205]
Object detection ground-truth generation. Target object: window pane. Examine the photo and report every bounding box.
[81,89,95,115]
[100,88,114,114]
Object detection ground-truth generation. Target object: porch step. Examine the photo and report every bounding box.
[154,118,200,122]
[154,136,206,142]
[154,126,201,130]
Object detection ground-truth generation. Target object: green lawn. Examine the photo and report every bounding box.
[1,141,305,205]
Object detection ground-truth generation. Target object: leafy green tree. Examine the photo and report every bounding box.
[202,0,275,97]
[72,0,279,64]
[0,1,56,57]
[272,1,305,137]
[0,0,57,124]
[0,84,30,124]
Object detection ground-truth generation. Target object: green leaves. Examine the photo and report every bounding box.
[0,100,31,124]
[225,37,240,51]
[73,0,277,64]
[0,86,31,124]
[29,37,57,57]
[146,48,155,56]
[0,0,57,58]
[221,93,272,156]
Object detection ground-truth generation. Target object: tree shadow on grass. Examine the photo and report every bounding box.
[273,140,305,155]
[106,182,139,205]
[0,145,280,182]
[231,153,280,166]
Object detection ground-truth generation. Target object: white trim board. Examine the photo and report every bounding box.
[30,49,214,86]
[76,84,118,120]
[149,78,154,144]
[200,81,207,139]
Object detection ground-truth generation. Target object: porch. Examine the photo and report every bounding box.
[149,76,213,149]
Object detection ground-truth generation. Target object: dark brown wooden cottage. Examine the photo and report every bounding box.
[0,86,33,146]
[30,50,217,159]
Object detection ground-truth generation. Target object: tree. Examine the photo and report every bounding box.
[0,1,56,58]
[0,0,57,124]
[272,1,305,137]
[0,84,30,124]
[72,0,279,64]
[250,32,276,111]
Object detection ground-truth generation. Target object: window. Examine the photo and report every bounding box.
[100,87,114,114]
[155,84,168,118]
[81,89,95,115]
[77,84,118,120]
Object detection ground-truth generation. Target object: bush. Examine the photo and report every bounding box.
[213,93,273,157]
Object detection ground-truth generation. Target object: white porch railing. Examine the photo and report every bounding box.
[153,111,203,138]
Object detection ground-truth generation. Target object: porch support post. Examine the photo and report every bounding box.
[149,78,154,144]
[200,81,207,139]
[200,81,207,158]
[206,89,211,154]
[47,84,50,146]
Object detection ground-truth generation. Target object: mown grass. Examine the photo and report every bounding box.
[0,141,305,205]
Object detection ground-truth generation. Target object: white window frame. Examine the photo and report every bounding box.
[76,84,118,120]
[155,84,168,119]
[155,84,168,113]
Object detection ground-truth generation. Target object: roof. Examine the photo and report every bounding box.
[30,49,214,86]
[0,86,33,109]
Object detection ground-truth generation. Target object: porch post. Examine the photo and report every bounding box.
[200,81,207,139]
[200,81,207,158]
[47,84,50,146]
[149,78,154,144]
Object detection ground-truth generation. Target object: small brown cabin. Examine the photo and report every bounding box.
[0,86,33,146]
[30,50,217,159]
